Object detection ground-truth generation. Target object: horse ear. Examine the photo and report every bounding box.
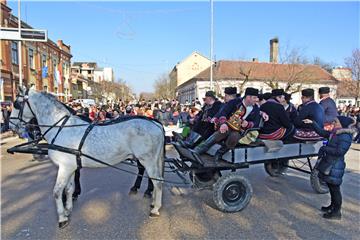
[17,85,23,94]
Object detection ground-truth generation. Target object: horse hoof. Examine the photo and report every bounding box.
[150,204,154,209]
[149,212,160,218]
[58,220,69,229]
[143,192,152,198]
[129,189,138,195]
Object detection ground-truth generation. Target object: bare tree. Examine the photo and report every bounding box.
[345,48,360,105]
[312,56,335,73]
[153,73,176,99]
[265,45,314,94]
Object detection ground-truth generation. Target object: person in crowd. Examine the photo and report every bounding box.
[181,91,223,148]
[1,104,11,132]
[283,93,297,122]
[303,116,356,220]
[156,104,174,126]
[257,92,271,106]
[193,87,262,162]
[259,89,295,141]
[112,110,120,119]
[319,87,338,131]
[293,88,325,141]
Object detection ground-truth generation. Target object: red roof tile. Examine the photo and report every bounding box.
[192,60,338,83]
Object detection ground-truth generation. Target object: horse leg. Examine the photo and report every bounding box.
[73,168,81,200]
[144,177,154,198]
[129,160,145,194]
[143,159,163,217]
[64,173,75,217]
[53,166,74,228]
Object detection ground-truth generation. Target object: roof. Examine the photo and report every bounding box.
[337,80,360,98]
[177,60,338,89]
[194,60,338,82]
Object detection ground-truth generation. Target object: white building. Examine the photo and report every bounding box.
[176,60,339,106]
[103,67,114,82]
[94,67,104,83]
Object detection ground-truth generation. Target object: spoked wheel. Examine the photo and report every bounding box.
[213,173,253,212]
[310,169,329,194]
[264,159,289,177]
[189,170,221,188]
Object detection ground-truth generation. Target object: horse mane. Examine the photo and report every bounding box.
[39,91,92,123]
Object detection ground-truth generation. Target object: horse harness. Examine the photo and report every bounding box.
[9,94,180,183]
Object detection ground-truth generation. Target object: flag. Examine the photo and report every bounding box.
[42,66,48,78]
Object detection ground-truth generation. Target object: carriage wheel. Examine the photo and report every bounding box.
[310,169,329,194]
[189,170,221,188]
[213,173,253,212]
[264,159,289,177]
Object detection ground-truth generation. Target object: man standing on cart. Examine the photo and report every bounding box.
[193,87,262,162]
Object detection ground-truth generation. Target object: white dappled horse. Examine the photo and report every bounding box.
[10,87,165,228]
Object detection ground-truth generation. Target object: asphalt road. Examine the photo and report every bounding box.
[1,136,360,240]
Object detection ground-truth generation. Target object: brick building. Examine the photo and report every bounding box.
[1,0,72,102]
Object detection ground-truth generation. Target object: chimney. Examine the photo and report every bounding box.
[252,58,258,63]
[270,37,279,63]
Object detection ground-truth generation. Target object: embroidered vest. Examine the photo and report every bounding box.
[227,104,246,131]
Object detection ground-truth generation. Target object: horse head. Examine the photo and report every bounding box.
[9,86,36,137]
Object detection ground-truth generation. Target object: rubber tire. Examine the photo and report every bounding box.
[264,159,289,177]
[213,173,253,212]
[189,170,220,188]
[310,169,329,194]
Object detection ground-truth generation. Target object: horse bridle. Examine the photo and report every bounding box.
[10,89,37,127]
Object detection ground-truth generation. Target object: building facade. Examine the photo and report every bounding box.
[176,60,339,106]
[170,51,213,87]
[1,0,72,102]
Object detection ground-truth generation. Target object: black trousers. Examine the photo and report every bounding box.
[193,121,216,140]
[327,183,342,212]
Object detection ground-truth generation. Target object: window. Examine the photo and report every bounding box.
[42,54,47,67]
[29,49,34,69]
[11,41,18,65]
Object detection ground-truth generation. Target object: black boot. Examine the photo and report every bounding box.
[321,204,333,212]
[214,146,229,163]
[183,131,202,148]
[323,210,341,220]
[193,134,217,155]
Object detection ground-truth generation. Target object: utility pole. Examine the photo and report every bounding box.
[18,0,22,86]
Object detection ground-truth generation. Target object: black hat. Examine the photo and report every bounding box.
[262,92,272,100]
[285,93,292,101]
[319,87,330,94]
[224,87,237,95]
[337,116,355,128]
[271,89,285,97]
[301,88,314,97]
[205,90,216,99]
[244,87,259,96]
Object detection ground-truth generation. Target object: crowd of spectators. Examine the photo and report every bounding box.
[2,97,360,143]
